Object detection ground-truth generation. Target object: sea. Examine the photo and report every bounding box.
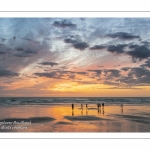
[0,97,150,106]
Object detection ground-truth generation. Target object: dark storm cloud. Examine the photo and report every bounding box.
[53,20,76,28]
[64,38,89,50]
[90,45,107,50]
[107,44,127,54]
[0,69,19,77]
[39,62,58,67]
[107,32,140,40]
[126,45,150,59]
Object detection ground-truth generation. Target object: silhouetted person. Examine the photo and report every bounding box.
[81,104,83,109]
[72,103,74,110]
[97,103,100,109]
[102,103,104,107]
[97,103,101,109]
[86,104,88,109]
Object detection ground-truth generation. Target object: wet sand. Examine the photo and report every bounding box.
[0,104,150,132]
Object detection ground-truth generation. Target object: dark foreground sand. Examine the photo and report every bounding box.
[0,104,150,132]
[64,115,111,121]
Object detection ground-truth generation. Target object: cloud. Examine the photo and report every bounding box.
[90,45,106,50]
[87,70,102,78]
[117,67,150,85]
[64,38,76,44]
[34,71,61,79]
[104,69,121,78]
[107,32,140,40]
[90,44,127,54]
[0,69,19,77]
[21,38,40,43]
[34,70,71,79]
[53,20,76,28]
[127,45,150,59]
[87,70,102,74]
[140,59,150,68]
[99,68,145,87]
[73,42,89,50]
[64,38,89,50]
[129,44,139,49]
[14,47,38,57]
[15,47,24,51]
[75,72,87,75]
[128,67,150,78]
[39,62,58,67]
[107,44,127,54]
[34,70,88,80]
[121,67,131,71]
[0,51,6,54]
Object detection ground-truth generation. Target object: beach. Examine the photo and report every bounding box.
[0,103,150,132]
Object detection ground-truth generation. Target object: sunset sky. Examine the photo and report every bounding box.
[0,18,150,97]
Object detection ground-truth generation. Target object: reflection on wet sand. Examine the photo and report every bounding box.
[120,104,123,113]
[86,109,88,115]
[102,108,104,115]
[98,108,101,115]
[72,109,74,116]
[0,104,150,132]
[81,109,83,115]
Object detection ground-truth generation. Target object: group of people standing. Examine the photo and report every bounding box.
[71,103,105,110]
[97,103,104,109]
